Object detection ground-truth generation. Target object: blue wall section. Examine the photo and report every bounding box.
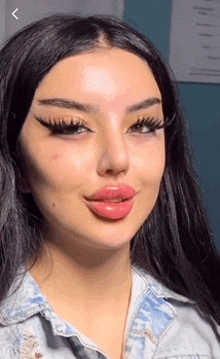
[124,0,220,249]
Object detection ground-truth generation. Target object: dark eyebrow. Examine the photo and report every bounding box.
[126,98,161,113]
[37,97,161,113]
[37,98,99,113]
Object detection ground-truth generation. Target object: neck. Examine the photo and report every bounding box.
[30,235,132,303]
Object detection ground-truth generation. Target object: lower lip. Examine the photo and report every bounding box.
[86,199,134,220]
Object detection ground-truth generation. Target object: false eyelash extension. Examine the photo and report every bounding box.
[33,113,176,135]
[133,117,163,131]
[164,113,176,127]
[33,115,89,134]
[132,114,175,132]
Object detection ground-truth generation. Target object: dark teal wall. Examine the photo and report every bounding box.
[124,0,220,249]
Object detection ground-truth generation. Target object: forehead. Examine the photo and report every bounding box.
[34,48,161,105]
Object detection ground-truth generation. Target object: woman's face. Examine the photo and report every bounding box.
[19,48,165,250]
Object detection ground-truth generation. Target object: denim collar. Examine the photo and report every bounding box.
[0,265,194,333]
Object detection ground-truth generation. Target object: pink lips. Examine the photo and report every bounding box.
[84,184,136,220]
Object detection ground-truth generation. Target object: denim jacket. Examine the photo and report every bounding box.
[0,265,219,359]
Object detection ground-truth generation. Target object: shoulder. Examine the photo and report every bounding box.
[0,319,49,358]
[157,298,220,358]
[130,265,220,358]
[0,268,81,358]
[0,268,49,358]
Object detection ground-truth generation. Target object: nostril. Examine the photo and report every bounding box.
[106,169,114,174]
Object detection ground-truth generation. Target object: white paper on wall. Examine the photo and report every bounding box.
[169,0,220,84]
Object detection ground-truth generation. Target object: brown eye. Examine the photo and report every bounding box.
[33,115,92,135]
[128,117,164,134]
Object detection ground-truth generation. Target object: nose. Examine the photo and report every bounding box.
[97,131,129,177]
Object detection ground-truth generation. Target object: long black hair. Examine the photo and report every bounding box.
[0,14,220,340]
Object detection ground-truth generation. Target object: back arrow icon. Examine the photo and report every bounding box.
[12,8,19,20]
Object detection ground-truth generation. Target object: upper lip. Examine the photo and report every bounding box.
[84,184,137,202]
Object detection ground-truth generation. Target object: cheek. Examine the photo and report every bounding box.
[134,141,165,197]
[22,144,94,194]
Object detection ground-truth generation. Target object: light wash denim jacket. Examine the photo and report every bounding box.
[0,265,219,359]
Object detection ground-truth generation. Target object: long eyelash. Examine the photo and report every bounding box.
[135,117,163,130]
[33,113,176,134]
[33,115,87,133]
[134,114,175,131]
